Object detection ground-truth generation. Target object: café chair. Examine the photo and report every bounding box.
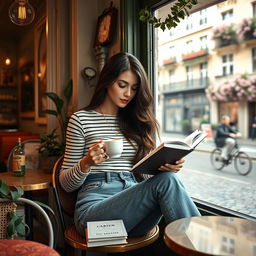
[6,139,41,171]
[0,197,54,248]
[52,155,160,254]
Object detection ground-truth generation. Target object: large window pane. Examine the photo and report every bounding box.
[153,0,256,219]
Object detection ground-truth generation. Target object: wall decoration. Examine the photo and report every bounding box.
[34,16,47,124]
[20,61,34,118]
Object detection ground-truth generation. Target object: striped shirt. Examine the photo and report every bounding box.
[59,110,137,192]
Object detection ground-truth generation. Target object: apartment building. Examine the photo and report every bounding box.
[156,0,256,138]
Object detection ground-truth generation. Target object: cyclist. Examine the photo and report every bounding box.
[215,115,241,162]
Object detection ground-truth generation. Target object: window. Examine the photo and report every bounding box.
[186,66,193,87]
[169,69,175,84]
[200,36,208,50]
[199,9,207,25]
[222,9,233,23]
[253,2,256,17]
[186,15,193,30]
[222,54,233,76]
[186,40,193,54]
[252,48,256,72]
[221,236,235,254]
[200,62,207,85]
[140,0,256,221]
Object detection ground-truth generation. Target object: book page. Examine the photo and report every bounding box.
[183,130,201,147]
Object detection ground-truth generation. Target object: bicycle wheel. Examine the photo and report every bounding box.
[234,151,252,176]
[210,148,225,170]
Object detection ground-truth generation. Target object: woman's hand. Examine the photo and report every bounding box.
[80,140,109,172]
[158,158,185,173]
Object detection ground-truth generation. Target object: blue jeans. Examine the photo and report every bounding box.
[74,171,200,237]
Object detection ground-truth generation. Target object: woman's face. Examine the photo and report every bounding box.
[105,70,139,110]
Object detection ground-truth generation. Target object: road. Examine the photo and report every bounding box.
[177,151,256,218]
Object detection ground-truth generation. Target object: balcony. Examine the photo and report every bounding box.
[182,49,208,61]
[162,78,209,93]
[215,38,238,48]
[163,57,176,66]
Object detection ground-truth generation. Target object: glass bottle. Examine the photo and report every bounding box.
[12,137,25,176]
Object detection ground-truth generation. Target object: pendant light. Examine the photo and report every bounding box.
[9,0,35,26]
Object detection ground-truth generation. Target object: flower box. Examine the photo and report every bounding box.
[163,58,176,65]
[182,50,208,61]
[238,18,256,42]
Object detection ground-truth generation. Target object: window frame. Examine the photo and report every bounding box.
[121,0,256,221]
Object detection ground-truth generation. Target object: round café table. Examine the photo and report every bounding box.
[164,216,256,256]
[0,169,52,191]
[0,169,52,240]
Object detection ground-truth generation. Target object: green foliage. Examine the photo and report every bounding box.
[0,180,27,239]
[139,0,198,31]
[0,180,54,239]
[41,79,73,156]
[38,129,64,157]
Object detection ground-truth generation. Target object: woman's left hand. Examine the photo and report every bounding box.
[158,158,185,173]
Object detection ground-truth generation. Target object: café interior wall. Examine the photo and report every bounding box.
[75,0,121,110]
[18,30,46,134]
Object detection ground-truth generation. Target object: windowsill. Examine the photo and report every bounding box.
[193,198,256,222]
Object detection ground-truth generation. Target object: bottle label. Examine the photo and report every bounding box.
[13,155,25,172]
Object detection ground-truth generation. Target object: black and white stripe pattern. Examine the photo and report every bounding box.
[59,110,137,192]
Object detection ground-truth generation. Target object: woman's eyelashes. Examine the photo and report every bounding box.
[117,83,138,91]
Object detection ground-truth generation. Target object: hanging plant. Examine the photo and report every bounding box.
[139,0,198,31]
[205,74,256,102]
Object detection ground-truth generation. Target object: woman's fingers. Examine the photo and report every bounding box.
[158,159,185,172]
[88,141,109,165]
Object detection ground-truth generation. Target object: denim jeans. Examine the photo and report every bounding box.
[74,171,200,237]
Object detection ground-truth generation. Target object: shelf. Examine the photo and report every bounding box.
[0,85,17,89]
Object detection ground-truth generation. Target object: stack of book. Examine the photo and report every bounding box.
[86,219,128,247]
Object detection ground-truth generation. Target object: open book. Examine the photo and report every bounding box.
[131,130,207,175]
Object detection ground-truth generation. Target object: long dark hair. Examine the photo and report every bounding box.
[84,52,159,164]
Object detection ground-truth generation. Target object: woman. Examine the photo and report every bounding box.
[60,52,200,237]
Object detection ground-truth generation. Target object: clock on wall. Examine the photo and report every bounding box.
[94,3,118,47]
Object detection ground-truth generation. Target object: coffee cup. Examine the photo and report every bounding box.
[104,139,123,158]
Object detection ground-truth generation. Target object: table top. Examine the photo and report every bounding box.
[0,169,52,191]
[164,216,256,256]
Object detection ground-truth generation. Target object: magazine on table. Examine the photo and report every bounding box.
[131,129,207,175]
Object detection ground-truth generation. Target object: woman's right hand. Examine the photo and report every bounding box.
[80,140,109,173]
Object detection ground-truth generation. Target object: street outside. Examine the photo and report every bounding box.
[176,142,256,219]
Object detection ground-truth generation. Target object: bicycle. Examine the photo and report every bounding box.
[210,144,253,176]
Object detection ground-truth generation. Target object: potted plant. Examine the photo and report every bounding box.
[237,17,256,41]
[182,119,190,135]
[212,24,237,47]
[38,80,73,172]
[0,180,53,239]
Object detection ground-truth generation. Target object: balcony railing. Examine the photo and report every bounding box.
[162,78,209,93]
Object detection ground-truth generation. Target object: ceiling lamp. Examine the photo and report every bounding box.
[9,0,35,26]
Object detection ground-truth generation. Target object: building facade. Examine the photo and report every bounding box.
[156,0,256,138]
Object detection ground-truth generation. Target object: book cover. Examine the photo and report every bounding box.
[131,130,207,175]
[86,219,127,241]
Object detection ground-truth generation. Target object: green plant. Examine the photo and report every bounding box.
[0,180,53,239]
[139,0,198,31]
[41,79,73,156]
[38,129,64,157]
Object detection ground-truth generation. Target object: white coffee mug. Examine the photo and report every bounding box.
[104,139,123,158]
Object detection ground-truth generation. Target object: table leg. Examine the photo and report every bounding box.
[24,191,33,240]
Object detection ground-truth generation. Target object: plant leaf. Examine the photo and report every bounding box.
[45,92,64,115]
